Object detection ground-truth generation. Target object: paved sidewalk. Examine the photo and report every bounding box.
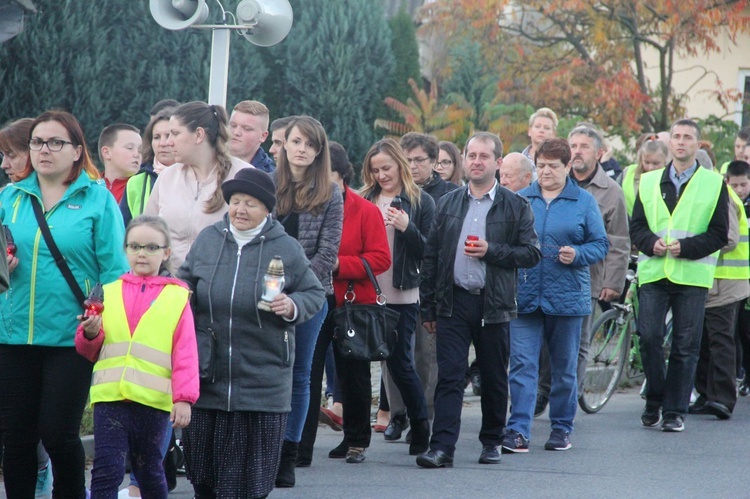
[59,386,750,498]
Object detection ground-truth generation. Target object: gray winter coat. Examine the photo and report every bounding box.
[271,175,344,295]
[178,215,325,413]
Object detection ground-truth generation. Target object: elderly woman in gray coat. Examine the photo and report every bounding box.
[179,168,325,499]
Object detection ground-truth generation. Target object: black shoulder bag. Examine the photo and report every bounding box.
[333,257,400,361]
[30,197,86,306]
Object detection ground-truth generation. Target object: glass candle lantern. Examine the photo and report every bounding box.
[258,256,285,312]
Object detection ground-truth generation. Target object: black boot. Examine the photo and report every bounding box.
[408,419,430,455]
[275,440,298,488]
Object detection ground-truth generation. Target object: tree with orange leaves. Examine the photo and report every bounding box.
[419,0,750,134]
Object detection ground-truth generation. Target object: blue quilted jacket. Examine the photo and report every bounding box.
[517,178,609,316]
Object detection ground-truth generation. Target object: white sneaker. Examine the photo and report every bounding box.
[34,461,52,499]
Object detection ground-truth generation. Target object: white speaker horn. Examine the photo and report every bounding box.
[150,0,210,31]
[236,0,293,47]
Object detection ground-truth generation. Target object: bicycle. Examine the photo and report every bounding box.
[579,258,672,414]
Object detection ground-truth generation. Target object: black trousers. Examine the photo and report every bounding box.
[0,345,93,499]
[299,295,336,461]
[429,288,509,456]
[737,298,750,378]
[695,301,740,410]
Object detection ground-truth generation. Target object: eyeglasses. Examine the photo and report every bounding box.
[125,243,168,255]
[28,138,75,152]
[437,159,453,168]
[407,156,431,166]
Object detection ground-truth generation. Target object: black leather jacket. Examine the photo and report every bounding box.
[364,189,435,291]
[420,184,541,324]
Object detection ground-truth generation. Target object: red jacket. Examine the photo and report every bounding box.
[333,186,391,307]
[75,272,200,405]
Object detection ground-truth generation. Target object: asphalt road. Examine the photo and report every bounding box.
[97,386,750,499]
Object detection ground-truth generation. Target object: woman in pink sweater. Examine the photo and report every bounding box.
[75,216,199,498]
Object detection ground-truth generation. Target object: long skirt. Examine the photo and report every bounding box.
[184,408,287,499]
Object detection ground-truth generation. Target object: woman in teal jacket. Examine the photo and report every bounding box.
[0,110,129,498]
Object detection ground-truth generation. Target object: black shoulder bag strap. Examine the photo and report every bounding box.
[30,197,87,306]
[343,257,385,304]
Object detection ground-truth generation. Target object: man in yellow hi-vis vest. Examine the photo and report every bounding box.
[630,119,729,433]
[690,186,750,420]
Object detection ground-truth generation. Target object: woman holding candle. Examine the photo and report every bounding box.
[0,110,129,497]
[356,138,435,459]
[179,167,325,498]
[272,116,343,486]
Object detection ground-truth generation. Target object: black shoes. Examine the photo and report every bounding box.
[408,419,430,456]
[274,440,298,488]
[534,394,549,418]
[416,449,454,468]
[688,397,732,419]
[641,405,662,428]
[345,447,366,463]
[703,400,732,420]
[478,445,501,464]
[501,429,529,453]
[662,415,685,432]
[544,429,571,451]
[384,413,409,441]
[688,395,707,414]
[328,440,348,459]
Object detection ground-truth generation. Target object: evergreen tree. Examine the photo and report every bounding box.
[386,7,421,105]
[281,0,395,164]
[442,40,498,125]
[0,1,266,156]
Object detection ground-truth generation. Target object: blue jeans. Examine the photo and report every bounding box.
[508,311,583,439]
[285,299,328,442]
[638,279,707,417]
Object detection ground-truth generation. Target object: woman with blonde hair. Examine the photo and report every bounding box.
[272,116,343,486]
[144,101,250,268]
[621,137,668,216]
[347,138,434,460]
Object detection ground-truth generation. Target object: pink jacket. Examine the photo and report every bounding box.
[75,272,200,405]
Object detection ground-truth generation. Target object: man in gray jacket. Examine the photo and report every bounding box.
[568,126,630,395]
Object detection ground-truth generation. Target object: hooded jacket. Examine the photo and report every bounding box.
[0,171,129,346]
[75,272,200,405]
[178,215,325,413]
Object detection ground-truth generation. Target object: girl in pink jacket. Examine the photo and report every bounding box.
[75,215,199,498]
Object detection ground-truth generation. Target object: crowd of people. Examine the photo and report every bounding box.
[0,98,749,498]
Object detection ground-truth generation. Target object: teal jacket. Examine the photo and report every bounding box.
[0,171,129,346]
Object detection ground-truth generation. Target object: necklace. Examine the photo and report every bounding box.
[192,163,219,201]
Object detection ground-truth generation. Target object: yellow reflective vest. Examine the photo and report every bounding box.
[90,280,189,412]
[638,167,723,288]
[622,165,637,217]
[713,188,750,280]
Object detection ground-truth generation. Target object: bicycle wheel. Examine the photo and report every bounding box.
[579,308,629,413]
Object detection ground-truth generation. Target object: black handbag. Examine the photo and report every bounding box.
[333,258,400,361]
